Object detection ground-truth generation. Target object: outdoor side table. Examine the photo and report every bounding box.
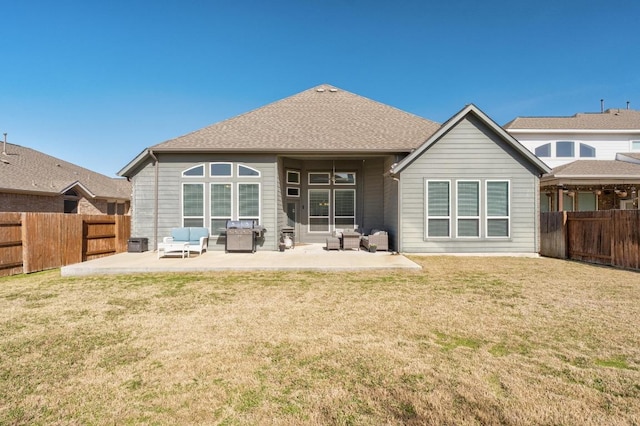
[157,242,189,259]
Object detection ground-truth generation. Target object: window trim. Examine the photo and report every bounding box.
[308,188,331,233]
[182,164,206,178]
[485,180,510,238]
[556,141,575,158]
[286,187,300,198]
[286,170,300,185]
[334,188,356,230]
[308,172,331,185]
[237,164,261,178]
[456,180,480,238]
[425,179,451,239]
[237,182,261,221]
[333,172,356,186]
[182,182,205,227]
[210,162,233,178]
[210,182,233,236]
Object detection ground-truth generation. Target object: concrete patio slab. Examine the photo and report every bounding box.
[61,244,421,276]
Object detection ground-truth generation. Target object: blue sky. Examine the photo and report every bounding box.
[2,0,638,177]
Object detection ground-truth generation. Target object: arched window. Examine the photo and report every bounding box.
[534,143,551,157]
[238,164,260,177]
[579,143,596,158]
[182,164,205,177]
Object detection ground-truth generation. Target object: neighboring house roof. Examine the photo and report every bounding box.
[120,84,441,176]
[0,142,131,199]
[616,152,640,164]
[391,104,551,175]
[504,108,640,132]
[541,159,640,186]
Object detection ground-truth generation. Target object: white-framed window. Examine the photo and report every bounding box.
[579,143,596,158]
[286,170,300,185]
[486,181,510,238]
[210,162,233,177]
[631,141,640,151]
[334,189,356,229]
[334,172,356,185]
[556,141,575,158]
[457,181,480,238]
[210,183,232,235]
[182,164,205,177]
[308,189,330,232]
[238,164,260,177]
[426,180,451,238]
[286,187,300,198]
[182,183,204,227]
[534,143,551,157]
[238,183,260,221]
[309,172,331,185]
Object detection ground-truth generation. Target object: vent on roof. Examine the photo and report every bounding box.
[316,88,326,92]
[329,88,338,92]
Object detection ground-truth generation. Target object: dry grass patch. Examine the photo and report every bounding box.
[0,256,639,424]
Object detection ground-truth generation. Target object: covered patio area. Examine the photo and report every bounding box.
[60,244,421,276]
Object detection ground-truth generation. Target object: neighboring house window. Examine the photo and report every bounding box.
[182,164,205,177]
[211,183,232,235]
[334,189,355,229]
[426,181,450,238]
[457,181,480,238]
[535,143,551,157]
[631,141,640,151]
[210,162,232,177]
[577,192,596,211]
[486,181,510,237]
[64,189,79,214]
[334,172,356,185]
[238,164,260,177]
[309,189,330,232]
[556,141,575,157]
[309,172,330,185]
[286,187,300,197]
[182,183,204,227]
[238,183,260,221]
[286,170,300,184]
[579,143,596,158]
[562,192,575,212]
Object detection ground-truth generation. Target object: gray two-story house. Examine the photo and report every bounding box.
[118,84,549,253]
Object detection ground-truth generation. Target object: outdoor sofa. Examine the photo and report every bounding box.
[160,227,209,256]
[361,230,388,251]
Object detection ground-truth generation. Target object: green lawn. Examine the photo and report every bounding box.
[0,256,639,425]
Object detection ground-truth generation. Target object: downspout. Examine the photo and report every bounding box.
[149,150,159,249]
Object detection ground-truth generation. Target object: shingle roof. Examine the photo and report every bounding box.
[0,142,131,199]
[151,84,441,152]
[504,108,640,130]
[543,160,640,178]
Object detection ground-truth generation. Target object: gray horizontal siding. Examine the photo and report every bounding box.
[131,153,278,251]
[399,116,540,253]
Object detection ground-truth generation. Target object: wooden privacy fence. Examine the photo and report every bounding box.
[0,212,130,277]
[540,210,640,270]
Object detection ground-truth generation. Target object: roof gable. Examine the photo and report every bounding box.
[392,104,550,174]
[150,84,441,153]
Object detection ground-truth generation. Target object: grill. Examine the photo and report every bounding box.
[225,220,261,253]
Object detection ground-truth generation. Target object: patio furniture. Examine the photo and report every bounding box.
[341,231,361,250]
[162,227,209,256]
[326,236,340,250]
[361,230,388,251]
[157,241,189,258]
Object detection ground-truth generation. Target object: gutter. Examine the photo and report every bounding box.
[149,150,159,249]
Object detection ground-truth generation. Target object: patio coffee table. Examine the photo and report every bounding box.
[157,242,189,259]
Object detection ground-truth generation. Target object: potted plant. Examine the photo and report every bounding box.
[369,244,377,253]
